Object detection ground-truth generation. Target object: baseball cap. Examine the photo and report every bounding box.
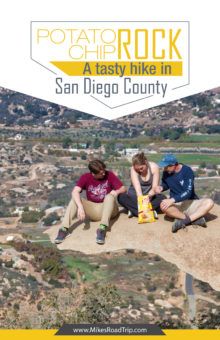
[158,154,178,167]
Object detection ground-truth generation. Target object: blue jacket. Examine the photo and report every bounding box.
[162,164,198,203]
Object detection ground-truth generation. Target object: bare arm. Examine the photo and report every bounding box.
[131,162,159,197]
[72,186,83,207]
[72,186,85,221]
[149,162,160,195]
[116,186,126,195]
[110,185,127,197]
[131,167,142,196]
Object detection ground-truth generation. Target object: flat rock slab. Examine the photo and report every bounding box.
[45,204,220,291]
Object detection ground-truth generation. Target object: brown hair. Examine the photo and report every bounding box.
[88,159,106,174]
[132,152,148,166]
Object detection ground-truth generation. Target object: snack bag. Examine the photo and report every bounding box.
[138,195,156,223]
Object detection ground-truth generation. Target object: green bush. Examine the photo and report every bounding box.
[74,284,122,323]
[62,136,72,149]
[2,290,10,298]
[0,210,12,218]
[11,241,68,282]
[208,171,216,177]
[199,162,206,169]
[148,293,154,302]
[21,210,44,223]
[41,259,61,277]
[5,260,14,268]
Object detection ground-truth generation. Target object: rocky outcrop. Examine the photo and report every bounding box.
[45,204,220,291]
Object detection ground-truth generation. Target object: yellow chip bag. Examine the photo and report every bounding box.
[138,195,156,223]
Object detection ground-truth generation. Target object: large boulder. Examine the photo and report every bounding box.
[45,204,220,291]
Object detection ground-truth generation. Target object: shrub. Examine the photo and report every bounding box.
[11,241,68,282]
[41,259,61,277]
[13,303,20,310]
[5,260,14,268]
[21,210,44,223]
[2,290,10,298]
[62,137,72,149]
[0,209,12,217]
[148,293,154,302]
[208,171,216,177]
[73,284,122,323]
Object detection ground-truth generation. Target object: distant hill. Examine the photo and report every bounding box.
[117,89,220,135]
[1,87,220,135]
[0,87,93,128]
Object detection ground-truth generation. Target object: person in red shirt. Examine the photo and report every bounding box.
[55,159,126,245]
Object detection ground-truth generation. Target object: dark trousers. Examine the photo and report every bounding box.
[118,192,165,217]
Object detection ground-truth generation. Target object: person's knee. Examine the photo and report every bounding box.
[205,198,214,211]
[104,193,115,203]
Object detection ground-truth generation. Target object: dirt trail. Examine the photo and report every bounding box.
[4,163,55,185]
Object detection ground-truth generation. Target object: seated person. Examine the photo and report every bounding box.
[156,154,214,232]
[118,152,165,217]
[55,159,126,245]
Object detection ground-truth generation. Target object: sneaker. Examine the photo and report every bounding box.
[192,216,207,228]
[172,219,186,233]
[96,228,106,245]
[153,210,158,219]
[128,210,134,218]
[55,227,69,244]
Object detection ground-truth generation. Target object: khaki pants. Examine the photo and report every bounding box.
[62,194,119,229]
[174,199,207,215]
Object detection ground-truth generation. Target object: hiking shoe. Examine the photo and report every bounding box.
[55,227,69,244]
[96,228,106,245]
[192,216,207,228]
[128,210,134,218]
[172,219,186,233]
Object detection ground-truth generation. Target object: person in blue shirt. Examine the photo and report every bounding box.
[155,154,214,233]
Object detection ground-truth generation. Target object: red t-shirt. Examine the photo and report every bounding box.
[76,171,123,203]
